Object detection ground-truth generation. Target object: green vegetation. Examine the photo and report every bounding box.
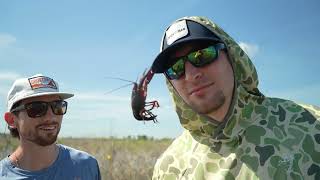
[0,134,173,180]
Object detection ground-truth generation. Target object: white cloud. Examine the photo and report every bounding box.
[0,72,21,81]
[266,84,320,106]
[74,91,130,102]
[71,90,172,104]
[238,42,259,58]
[0,72,22,96]
[67,90,173,118]
[0,33,16,48]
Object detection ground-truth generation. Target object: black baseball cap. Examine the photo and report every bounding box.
[152,19,222,73]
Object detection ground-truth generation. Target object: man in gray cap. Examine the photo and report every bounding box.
[0,74,101,179]
[151,16,320,179]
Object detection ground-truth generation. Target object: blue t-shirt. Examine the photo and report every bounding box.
[0,144,101,180]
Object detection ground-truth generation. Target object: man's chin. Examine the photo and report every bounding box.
[190,99,225,115]
[36,138,57,146]
[34,134,58,146]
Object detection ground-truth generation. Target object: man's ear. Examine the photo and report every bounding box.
[4,112,16,128]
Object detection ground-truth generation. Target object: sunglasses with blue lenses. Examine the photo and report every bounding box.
[11,100,68,118]
[165,43,226,80]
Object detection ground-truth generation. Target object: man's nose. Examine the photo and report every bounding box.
[184,61,202,81]
[44,105,56,118]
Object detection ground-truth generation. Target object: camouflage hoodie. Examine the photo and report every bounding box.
[152,16,320,180]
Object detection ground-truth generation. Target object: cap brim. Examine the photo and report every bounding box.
[152,37,221,73]
[8,92,74,112]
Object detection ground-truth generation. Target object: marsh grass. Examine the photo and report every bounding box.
[0,134,172,180]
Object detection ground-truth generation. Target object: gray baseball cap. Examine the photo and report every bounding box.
[152,19,222,73]
[7,74,74,112]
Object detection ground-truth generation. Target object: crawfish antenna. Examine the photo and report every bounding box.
[105,76,135,83]
[105,83,133,94]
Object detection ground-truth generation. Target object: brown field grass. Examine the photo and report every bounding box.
[0,134,173,180]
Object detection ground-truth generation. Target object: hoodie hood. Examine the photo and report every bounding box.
[164,16,264,142]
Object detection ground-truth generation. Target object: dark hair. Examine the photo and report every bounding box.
[8,101,21,138]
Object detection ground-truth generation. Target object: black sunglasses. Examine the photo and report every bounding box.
[165,43,226,80]
[11,100,68,118]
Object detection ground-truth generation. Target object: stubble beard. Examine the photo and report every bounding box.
[25,127,60,146]
[188,90,226,115]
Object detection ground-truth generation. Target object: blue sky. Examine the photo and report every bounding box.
[0,0,319,138]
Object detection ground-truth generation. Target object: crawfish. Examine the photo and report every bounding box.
[106,69,159,122]
[131,69,159,122]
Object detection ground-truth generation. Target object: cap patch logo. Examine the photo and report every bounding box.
[166,20,188,45]
[28,76,57,90]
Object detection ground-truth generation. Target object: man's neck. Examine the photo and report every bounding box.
[9,142,59,171]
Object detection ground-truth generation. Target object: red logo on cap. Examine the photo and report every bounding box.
[28,76,57,90]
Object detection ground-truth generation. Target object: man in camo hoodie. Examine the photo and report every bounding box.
[150,16,320,179]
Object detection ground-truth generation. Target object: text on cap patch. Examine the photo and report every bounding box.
[166,20,188,46]
[28,76,57,90]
